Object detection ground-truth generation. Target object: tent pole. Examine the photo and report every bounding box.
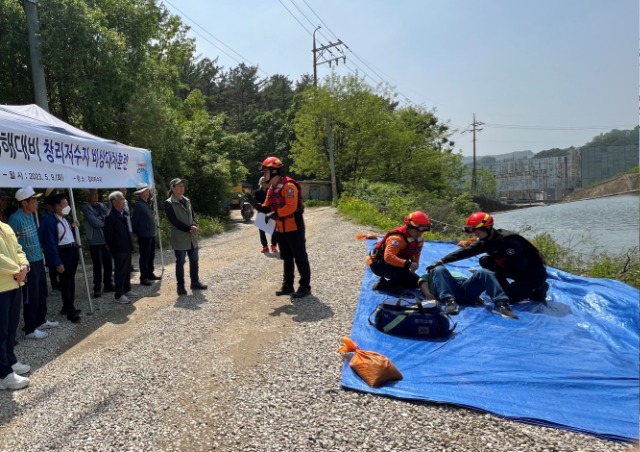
[152,181,165,273]
[69,188,94,314]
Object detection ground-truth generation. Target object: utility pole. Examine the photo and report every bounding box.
[462,114,484,193]
[22,0,49,111]
[312,26,346,86]
[326,114,338,202]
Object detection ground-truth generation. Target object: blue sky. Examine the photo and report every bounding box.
[162,0,638,157]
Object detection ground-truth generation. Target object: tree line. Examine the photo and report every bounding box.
[0,0,471,217]
[6,0,633,218]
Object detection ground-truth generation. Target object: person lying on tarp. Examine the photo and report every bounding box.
[426,212,548,319]
[418,265,514,318]
[366,211,430,291]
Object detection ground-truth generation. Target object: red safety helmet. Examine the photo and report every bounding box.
[463,212,494,232]
[404,211,431,232]
[260,156,283,170]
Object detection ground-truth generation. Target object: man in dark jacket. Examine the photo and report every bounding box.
[82,189,114,298]
[131,183,160,286]
[104,191,136,304]
[427,212,548,319]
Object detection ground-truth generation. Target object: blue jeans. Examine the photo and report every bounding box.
[174,246,200,288]
[429,266,510,304]
[0,288,21,378]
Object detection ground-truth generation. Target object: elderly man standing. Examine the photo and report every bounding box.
[39,194,81,323]
[82,189,115,298]
[104,191,136,304]
[0,220,31,390]
[8,187,59,340]
[164,178,207,296]
[131,183,160,286]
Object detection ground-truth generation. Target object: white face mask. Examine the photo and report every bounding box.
[61,205,71,216]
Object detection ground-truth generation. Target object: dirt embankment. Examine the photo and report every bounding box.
[564,172,639,202]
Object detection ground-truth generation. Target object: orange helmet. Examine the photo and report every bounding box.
[404,211,431,232]
[260,156,283,170]
[464,212,494,232]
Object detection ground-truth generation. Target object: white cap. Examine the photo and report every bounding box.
[15,186,42,202]
[134,182,152,195]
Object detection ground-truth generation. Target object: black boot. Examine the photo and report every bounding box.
[276,286,294,296]
[291,286,311,299]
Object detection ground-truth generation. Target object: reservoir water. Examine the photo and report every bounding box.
[491,194,639,256]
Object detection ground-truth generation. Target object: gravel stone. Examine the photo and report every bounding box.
[0,207,633,451]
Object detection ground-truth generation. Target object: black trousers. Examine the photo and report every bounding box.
[479,256,546,302]
[21,259,48,333]
[369,260,420,288]
[259,230,278,248]
[137,236,156,282]
[48,265,59,290]
[57,246,79,313]
[278,229,311,289]
[112,251,132,299]
[89,244,113,292]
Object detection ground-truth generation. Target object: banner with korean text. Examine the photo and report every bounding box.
[0,104,153,189]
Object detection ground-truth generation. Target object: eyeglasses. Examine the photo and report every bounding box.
[416,225,430,232]
[463,226,479,233]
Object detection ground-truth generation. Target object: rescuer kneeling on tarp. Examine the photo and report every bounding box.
[366,211,430,292]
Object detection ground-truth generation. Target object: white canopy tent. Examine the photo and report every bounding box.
[0,104,162,313]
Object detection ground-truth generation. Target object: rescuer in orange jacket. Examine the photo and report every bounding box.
[366,211,430,290]
[261,157,311,299]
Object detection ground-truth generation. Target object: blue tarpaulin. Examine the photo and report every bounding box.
[342,240,639,442]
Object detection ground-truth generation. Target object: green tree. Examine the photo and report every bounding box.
[466,167,497,197]
[0,0,31,104]
[290,73,460,194]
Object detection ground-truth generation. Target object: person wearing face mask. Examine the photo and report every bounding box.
[38,194,81,323]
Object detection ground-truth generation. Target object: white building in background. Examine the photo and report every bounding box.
[470,145,638,202]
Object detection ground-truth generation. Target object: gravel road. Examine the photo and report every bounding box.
[0,207,633,451]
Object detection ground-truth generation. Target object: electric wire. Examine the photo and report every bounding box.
[287,0,335,44]
[277,0,313,35]
[483,123,637,131]
[162,0,271,77]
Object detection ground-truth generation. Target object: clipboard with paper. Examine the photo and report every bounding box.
[254,212,276,235]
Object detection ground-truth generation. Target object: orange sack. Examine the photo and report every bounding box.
[339,337,402,388]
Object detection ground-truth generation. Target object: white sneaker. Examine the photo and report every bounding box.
[0,372,29,390]
[11,362,30,375]
[125,291,140,298]
[25,329,49,340]
[114,295,131,304]
[37,320,60,330]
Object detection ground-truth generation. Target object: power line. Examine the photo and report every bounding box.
[483,123,637,131]
[162,0,271,77]
[277,0,313,35]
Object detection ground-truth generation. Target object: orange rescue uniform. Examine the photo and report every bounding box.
[263,177,304,233]
[366,228,423,268]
